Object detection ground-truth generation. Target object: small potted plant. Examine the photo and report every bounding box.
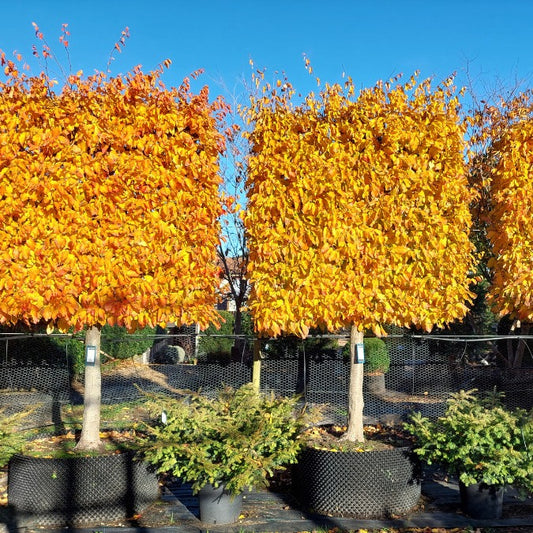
[404,389,533,519]
[140,383,316,525]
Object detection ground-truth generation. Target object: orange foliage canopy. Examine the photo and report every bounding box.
[486,93,533,320]
[244,73,477,337]
[0,61,226,332]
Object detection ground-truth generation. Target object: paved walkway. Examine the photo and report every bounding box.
[7,472,533,532]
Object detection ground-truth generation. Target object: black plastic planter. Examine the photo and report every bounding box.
[294,446,421,518]
[8,452,159,526]
[459,481,504,519]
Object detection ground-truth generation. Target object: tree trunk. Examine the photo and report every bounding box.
[252,338,261,393]
[75,325,105,452]
[514,322,530,368]
[342,325,365,442]
[231,304,245,361]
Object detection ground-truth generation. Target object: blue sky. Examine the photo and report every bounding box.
[1,0,533,105]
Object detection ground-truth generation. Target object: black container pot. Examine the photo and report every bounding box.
[198,483,243,525]
[364,373,386,395]
[294,446,421,518]
[8,452,159,526]
[459,481,504,519]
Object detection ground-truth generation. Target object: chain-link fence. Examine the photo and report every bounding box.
[1,330,532,430]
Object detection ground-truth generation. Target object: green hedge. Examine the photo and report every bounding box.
[198,311,253,362]
[198,310,235,360]
[49,325,155,378]
[261,333,338,360]
[0,324,155,379]
[342,337,390,373]
[100,324,155,361]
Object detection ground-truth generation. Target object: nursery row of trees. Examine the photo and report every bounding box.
[1,28,533,445]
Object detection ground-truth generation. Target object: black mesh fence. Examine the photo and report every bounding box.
[1,330,532,430]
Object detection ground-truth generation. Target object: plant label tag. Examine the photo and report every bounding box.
[356,343,365,364]
[161,410,167,425]
[85,345,97,366]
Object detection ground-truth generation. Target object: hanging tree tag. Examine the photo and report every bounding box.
[85,345,97,366]
[355,343,365,364]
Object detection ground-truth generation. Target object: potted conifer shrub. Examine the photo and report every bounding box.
[140,383,315,525]
[404,389,533,519]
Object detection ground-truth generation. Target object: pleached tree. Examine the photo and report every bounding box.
[0,52,227,449]
[244,70,477,441]
[482,91,533,365]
